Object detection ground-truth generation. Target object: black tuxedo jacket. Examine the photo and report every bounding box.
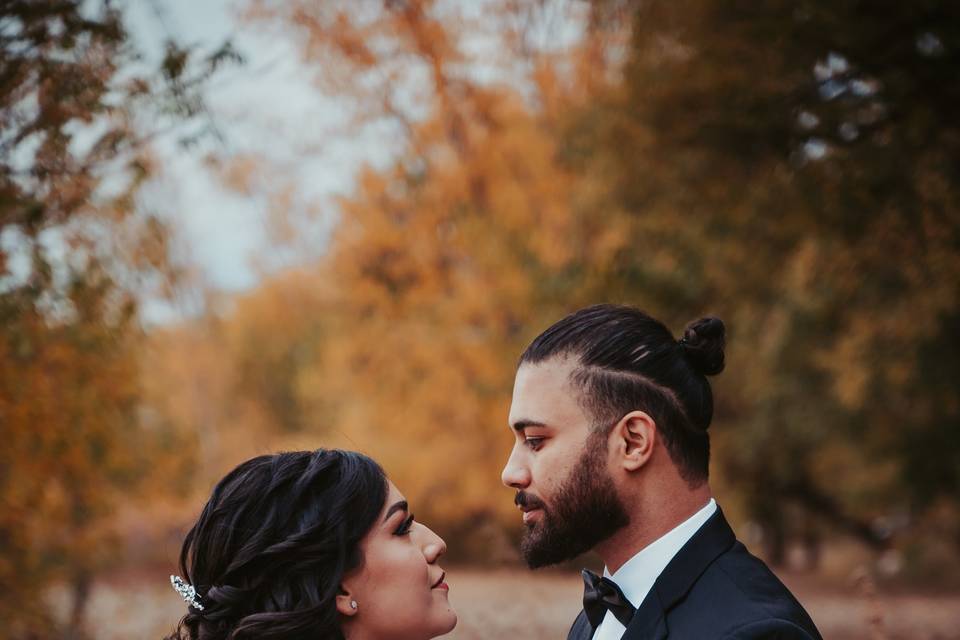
[567,508,822,640]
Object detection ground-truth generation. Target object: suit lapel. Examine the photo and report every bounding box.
[621,587,668,640]
[621,507,737,640]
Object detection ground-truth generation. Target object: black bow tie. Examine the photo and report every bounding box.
[581,569,636,630]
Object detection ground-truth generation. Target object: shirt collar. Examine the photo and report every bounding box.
[603,498,717,608]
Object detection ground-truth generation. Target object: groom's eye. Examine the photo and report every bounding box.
[524,437,545,450]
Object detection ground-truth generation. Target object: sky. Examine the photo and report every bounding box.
[0,0,590,323]
[125,0,397,322]
[30,0,590,324]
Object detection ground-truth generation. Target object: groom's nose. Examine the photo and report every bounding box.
[501,444,531,489]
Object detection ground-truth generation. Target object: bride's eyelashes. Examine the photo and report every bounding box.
[394,514,415,536]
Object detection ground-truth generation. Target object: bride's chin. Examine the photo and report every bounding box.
[434,609,458,635]
[440,615,458,635]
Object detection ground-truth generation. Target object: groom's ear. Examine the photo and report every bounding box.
[613,410,656,472]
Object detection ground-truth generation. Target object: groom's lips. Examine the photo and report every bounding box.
[515,491,545,524]
[518,503,543,524]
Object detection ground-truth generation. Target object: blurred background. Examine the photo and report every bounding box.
[2,1,959,638]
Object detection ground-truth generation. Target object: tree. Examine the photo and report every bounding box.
[240,0,626,550]
[0,1,237,634]
[0,262,143,637]
[227,0,959,574]
[576,0,960,566]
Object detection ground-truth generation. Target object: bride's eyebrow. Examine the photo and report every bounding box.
[383,500,408,522]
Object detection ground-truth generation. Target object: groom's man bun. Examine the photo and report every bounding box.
[519,304,726,486]
[679,316,726,376]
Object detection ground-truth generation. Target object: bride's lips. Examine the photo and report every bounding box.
[431,571,448,590]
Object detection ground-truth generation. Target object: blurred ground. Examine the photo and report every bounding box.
[50,567,960,639]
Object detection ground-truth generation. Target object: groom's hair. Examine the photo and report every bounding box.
[166,449,387,640]
[519,304,725,485]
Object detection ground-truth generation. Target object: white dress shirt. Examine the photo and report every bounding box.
[591,498,718,640]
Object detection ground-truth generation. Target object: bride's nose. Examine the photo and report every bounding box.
[422,525,447,562]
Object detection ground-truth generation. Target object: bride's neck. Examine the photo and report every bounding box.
[341,622,375,640]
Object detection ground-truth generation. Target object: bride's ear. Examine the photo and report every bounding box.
[336,588,359,617]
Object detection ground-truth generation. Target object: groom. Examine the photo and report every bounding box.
[501,304,822,640]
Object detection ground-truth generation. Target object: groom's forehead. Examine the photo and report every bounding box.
[512,359,574,404]
[509,357,584,426]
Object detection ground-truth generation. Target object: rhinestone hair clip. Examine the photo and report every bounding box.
[170,575,205,610]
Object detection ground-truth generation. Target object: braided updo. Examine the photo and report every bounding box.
[165,449,387,640]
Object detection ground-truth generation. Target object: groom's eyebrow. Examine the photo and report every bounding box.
[384,500,408,522]
[511,419,547,432]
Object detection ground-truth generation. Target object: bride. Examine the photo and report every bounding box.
[165,449,457,640]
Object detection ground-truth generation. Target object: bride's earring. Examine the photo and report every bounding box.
[336,591,360,617]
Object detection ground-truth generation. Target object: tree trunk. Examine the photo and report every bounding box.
[755,502,787,567]
[802,524,822,571]
[784,479,889,552]
[765,516,786,566]
[63,569,91,640]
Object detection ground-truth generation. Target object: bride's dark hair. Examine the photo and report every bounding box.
[165,449,387,640]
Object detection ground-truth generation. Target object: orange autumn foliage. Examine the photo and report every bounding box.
[233,1,630,544]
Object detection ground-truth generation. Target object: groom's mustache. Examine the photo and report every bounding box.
[515,491,547,511]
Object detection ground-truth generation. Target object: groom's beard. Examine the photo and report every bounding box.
[518,431,630,568]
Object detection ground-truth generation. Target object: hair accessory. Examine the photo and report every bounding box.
[170,574,205,610]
